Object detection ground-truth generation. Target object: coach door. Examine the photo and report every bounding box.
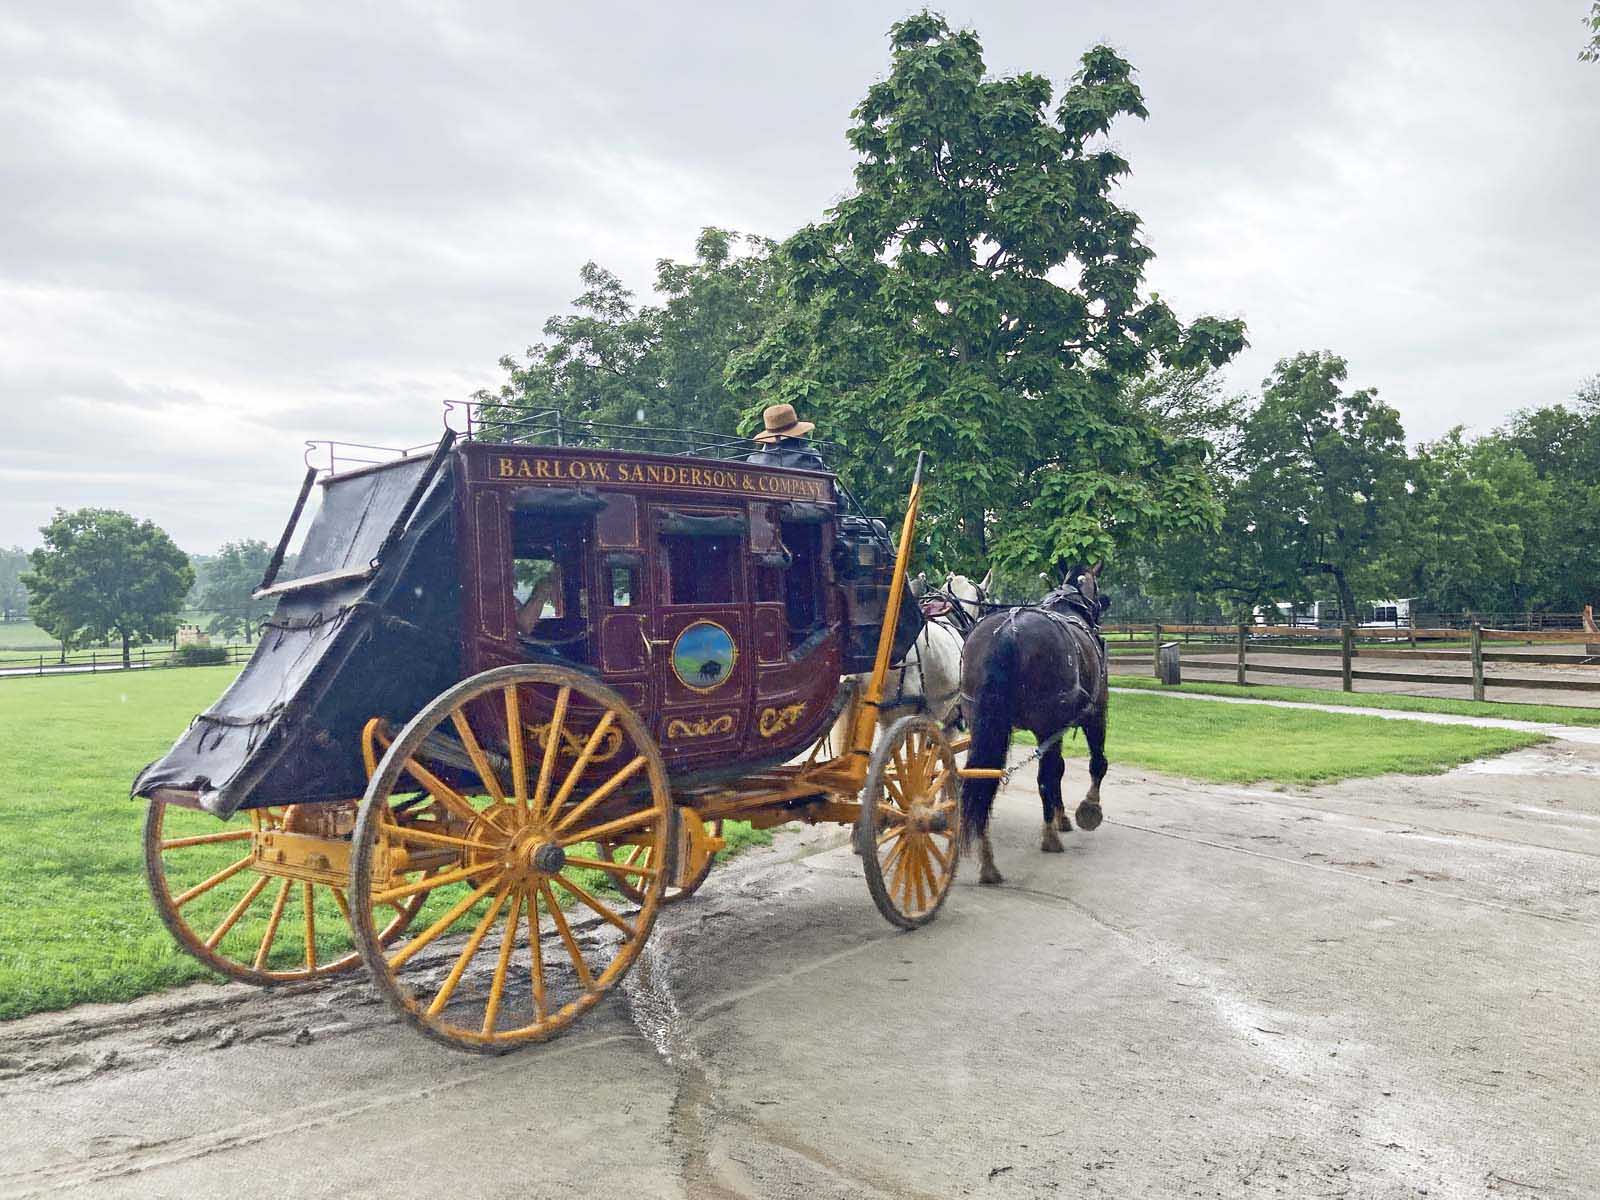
[650,506,751,766]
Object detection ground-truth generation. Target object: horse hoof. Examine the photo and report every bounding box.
[1055,812,1073,833]
[979,865,1004,886]
[1041,828,1064,853]
[1075,801,1103,831]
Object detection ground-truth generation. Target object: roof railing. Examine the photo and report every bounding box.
[304,439,440,477]
[443,399,840,464]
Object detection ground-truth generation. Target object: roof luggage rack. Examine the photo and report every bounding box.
[444,399,842,464]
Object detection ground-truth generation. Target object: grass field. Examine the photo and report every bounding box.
[0,668,768,1021]
[0,668,1541,1022]
[1109,674,1600,728]
[1031,689,1544,785]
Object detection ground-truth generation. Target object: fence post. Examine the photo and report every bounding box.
[1236,623,1247,686]
[1152,622,1162,678]
[1471,622,1485,702]
[1341,625,1354,692]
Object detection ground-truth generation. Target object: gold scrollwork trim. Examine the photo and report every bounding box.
[757,702,807,739]
[528,721,623,763]
[666,714,736,740]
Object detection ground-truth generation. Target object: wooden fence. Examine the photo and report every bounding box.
[0,644,254,679]
[1102,623,1600,702]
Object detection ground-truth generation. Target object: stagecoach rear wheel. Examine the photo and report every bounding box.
[348,664,671,1053]
[143,800,424,985]
[598,818,722,906]
[856,714,960,930]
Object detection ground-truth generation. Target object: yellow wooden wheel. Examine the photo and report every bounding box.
[348,664,671,1052]
[857,713,960,929]
[144,800,423,985]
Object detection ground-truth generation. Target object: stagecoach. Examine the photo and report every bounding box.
[134,405,973,1051]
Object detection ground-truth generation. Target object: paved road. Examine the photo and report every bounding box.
[3,742,1597,1199]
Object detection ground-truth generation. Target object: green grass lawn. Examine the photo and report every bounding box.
[1020,688,1544,786]
[1109,674,1600,728]
[0,668,768,1021]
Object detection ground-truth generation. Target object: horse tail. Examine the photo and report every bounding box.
[961,622,1018,844]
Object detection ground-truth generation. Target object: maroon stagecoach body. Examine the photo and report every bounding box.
[134,430,917,815]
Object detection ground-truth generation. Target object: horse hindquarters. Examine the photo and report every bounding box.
[959,623,1018,845]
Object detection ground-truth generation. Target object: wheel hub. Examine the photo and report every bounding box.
[529,841,566,874]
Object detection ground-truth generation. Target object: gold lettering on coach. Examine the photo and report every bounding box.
[493,454,829,501]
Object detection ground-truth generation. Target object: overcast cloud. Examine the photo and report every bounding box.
[2,1,1596,553]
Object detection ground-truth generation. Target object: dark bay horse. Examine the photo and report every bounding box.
[958,566,1110,885]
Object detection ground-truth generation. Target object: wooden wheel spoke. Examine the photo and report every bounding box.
[881,773,910,808]
[205,873,270,949]
[162,828,253,851]
[372,860,497,905]
[876,824,904,848]
[926,835,953,874]
[552,754,649,836]
[505,686,529,812]
[558,801,656,849]
[173,854,255,908]
[531,686,571,821]
[546,710,618,822]
[482,891,523,1035]
[303,882,317,971]
[330,887,355,929]
[428,887,512,1017]
[527,888,547,1021]
[541,882,595,991]
[388,877,501,970]
[553,873,636,938]
[449,710,506,804]
[562,855,659,881]
[383,824,480,852]
[253,878,293,970]
[401,755,482,825]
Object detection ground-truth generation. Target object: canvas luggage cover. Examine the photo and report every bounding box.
[132,450,460,817]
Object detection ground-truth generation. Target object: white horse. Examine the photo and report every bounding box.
[840,570,989,736]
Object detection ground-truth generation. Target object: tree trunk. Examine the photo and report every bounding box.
[1333,570,1356,626]
[121,631,131,669]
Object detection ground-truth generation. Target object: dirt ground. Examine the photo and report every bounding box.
[2,735,1598,1200]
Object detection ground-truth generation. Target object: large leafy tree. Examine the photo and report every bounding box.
[199,539,274,641]
[22,509,194,667]
[478,228,779,438]
[0,546,29,622]
[1237,352,1408,619]
[730,12,1245,573]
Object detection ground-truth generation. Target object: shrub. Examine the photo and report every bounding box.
[172,644,229,666]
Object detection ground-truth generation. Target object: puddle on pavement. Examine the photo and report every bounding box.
[623,938,741,1199]
[1452,749,1600,778]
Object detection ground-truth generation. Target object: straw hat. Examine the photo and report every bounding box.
[752,403,815,443]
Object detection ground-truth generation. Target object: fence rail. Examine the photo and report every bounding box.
[0,644,253,679]
[1108,621,1600,704]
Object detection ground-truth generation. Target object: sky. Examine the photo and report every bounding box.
[2,1,1597,553]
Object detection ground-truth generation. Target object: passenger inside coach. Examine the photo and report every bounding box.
[511,515,590,660]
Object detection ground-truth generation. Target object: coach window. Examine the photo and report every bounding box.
[511,515,589,651]
[662,533,738,605]
[779,519,824,647]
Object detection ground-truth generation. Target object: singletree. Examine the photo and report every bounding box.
[731,12,1245,573]
[22,509,195,667]
[199,539,274,641]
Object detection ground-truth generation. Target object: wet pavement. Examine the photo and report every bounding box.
[2,742,1598,1199]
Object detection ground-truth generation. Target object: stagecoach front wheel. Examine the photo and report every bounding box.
[349,664,671,1053]
[856,714,960,930]
[143,800,424,985]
